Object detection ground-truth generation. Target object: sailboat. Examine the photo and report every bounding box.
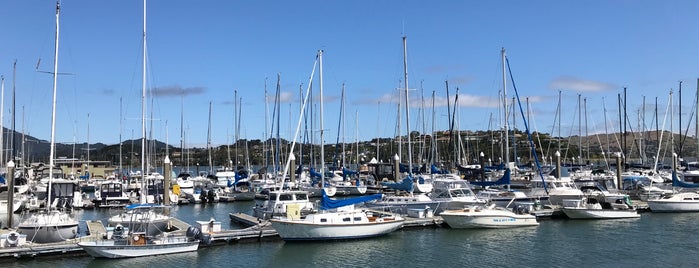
[106,0,170,235]
[647,169,699,212]
[16,2,79,244]
[270,50,405,241]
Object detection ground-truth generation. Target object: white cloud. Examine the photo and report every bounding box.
[549,76,616,92]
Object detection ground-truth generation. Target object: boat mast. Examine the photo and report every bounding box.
[319,50,325,186]
[502,48,509,170]
[140,0,147,203]
[403,36,413,174]
[207,101,213,173]
[48,1,60,206]
[0,76,4,167]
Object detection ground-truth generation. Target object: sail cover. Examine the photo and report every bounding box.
[321,189,382,210]
[471,168,511,187]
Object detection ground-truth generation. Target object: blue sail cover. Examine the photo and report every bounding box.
[673,171,699,188]
[342,168,358,180]
[381,176,414,192]
[430,164,445,175]
[309,168,323,179]
[471,168,511,187]
[0,175,5,184]
[320,189,382,210]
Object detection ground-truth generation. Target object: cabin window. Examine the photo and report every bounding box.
[320,218,327,223]
[354,217,362,221]
[343,217,351,222]
[296,194,308,200]
[279,194,292,201]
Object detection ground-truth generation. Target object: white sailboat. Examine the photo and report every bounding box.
[16,1,79,243]
[270,50,405,241]
[647,170,699,212]
[81,1,201,257]
[107,0,170,234]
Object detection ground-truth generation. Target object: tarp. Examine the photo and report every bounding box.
[471,168,511,187]
[320,189,382,210]
[381,176,414,192]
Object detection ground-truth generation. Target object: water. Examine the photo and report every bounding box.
[5,202,699,267]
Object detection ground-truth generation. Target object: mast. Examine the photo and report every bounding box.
[696,78,699,161]
[119,97,123,175]
[319,50,325,185]
[431,90,437,165]
[403,36,413,174]
[11,60,16,161]
[48,1,61,205]
[502,48,509,170]
[140,0,147,203]
[341,83,346,167]
[264,78,269,168]
[180,96,184,169]
[578,94,582,165]
[207,101,213,173]
[0,76,4,167]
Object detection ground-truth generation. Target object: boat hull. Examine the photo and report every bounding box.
[561,208,640,219]
[17,222,78,243]
[78,239,199,258]
[270,218,404,241]
[647,200,699,212]
[440,209,539,229]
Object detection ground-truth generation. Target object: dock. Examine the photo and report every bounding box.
[0,213,447,259]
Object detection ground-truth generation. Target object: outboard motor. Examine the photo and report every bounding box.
[186,226,202,239]
[207,189,216,203]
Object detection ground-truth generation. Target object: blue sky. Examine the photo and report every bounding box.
[1,1,699,154]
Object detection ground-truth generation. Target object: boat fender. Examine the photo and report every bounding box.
[5,232,20,247]
[133,235,140,241]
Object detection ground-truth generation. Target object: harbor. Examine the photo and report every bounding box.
[1,200,698,267]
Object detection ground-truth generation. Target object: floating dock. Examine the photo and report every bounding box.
[0,213,451,259]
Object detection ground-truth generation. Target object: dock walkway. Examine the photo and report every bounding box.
[0,213,445,259]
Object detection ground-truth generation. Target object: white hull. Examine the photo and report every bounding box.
[79,239,198,258]
[17,211,79,243]
[562,208,640,219]
[440,207,539,229]
[647,192,699,212]
[648,201,699,212]
[270,211,404,240]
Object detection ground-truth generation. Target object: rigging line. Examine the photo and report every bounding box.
[505,56,548,195]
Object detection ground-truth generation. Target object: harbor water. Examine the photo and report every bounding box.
[3,200,698,267]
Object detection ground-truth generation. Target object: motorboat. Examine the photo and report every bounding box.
[561,195,640,219]
[250,190,316,220]
[78,224,201,258]
[440,203,539,229]
[107,204,171,236]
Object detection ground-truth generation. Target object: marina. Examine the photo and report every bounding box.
[1,200,699,267]
[3,1,699,266]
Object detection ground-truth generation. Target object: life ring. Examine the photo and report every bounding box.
[6,232,20,246]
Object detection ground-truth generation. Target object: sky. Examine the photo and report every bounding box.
[1,1,699,155]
